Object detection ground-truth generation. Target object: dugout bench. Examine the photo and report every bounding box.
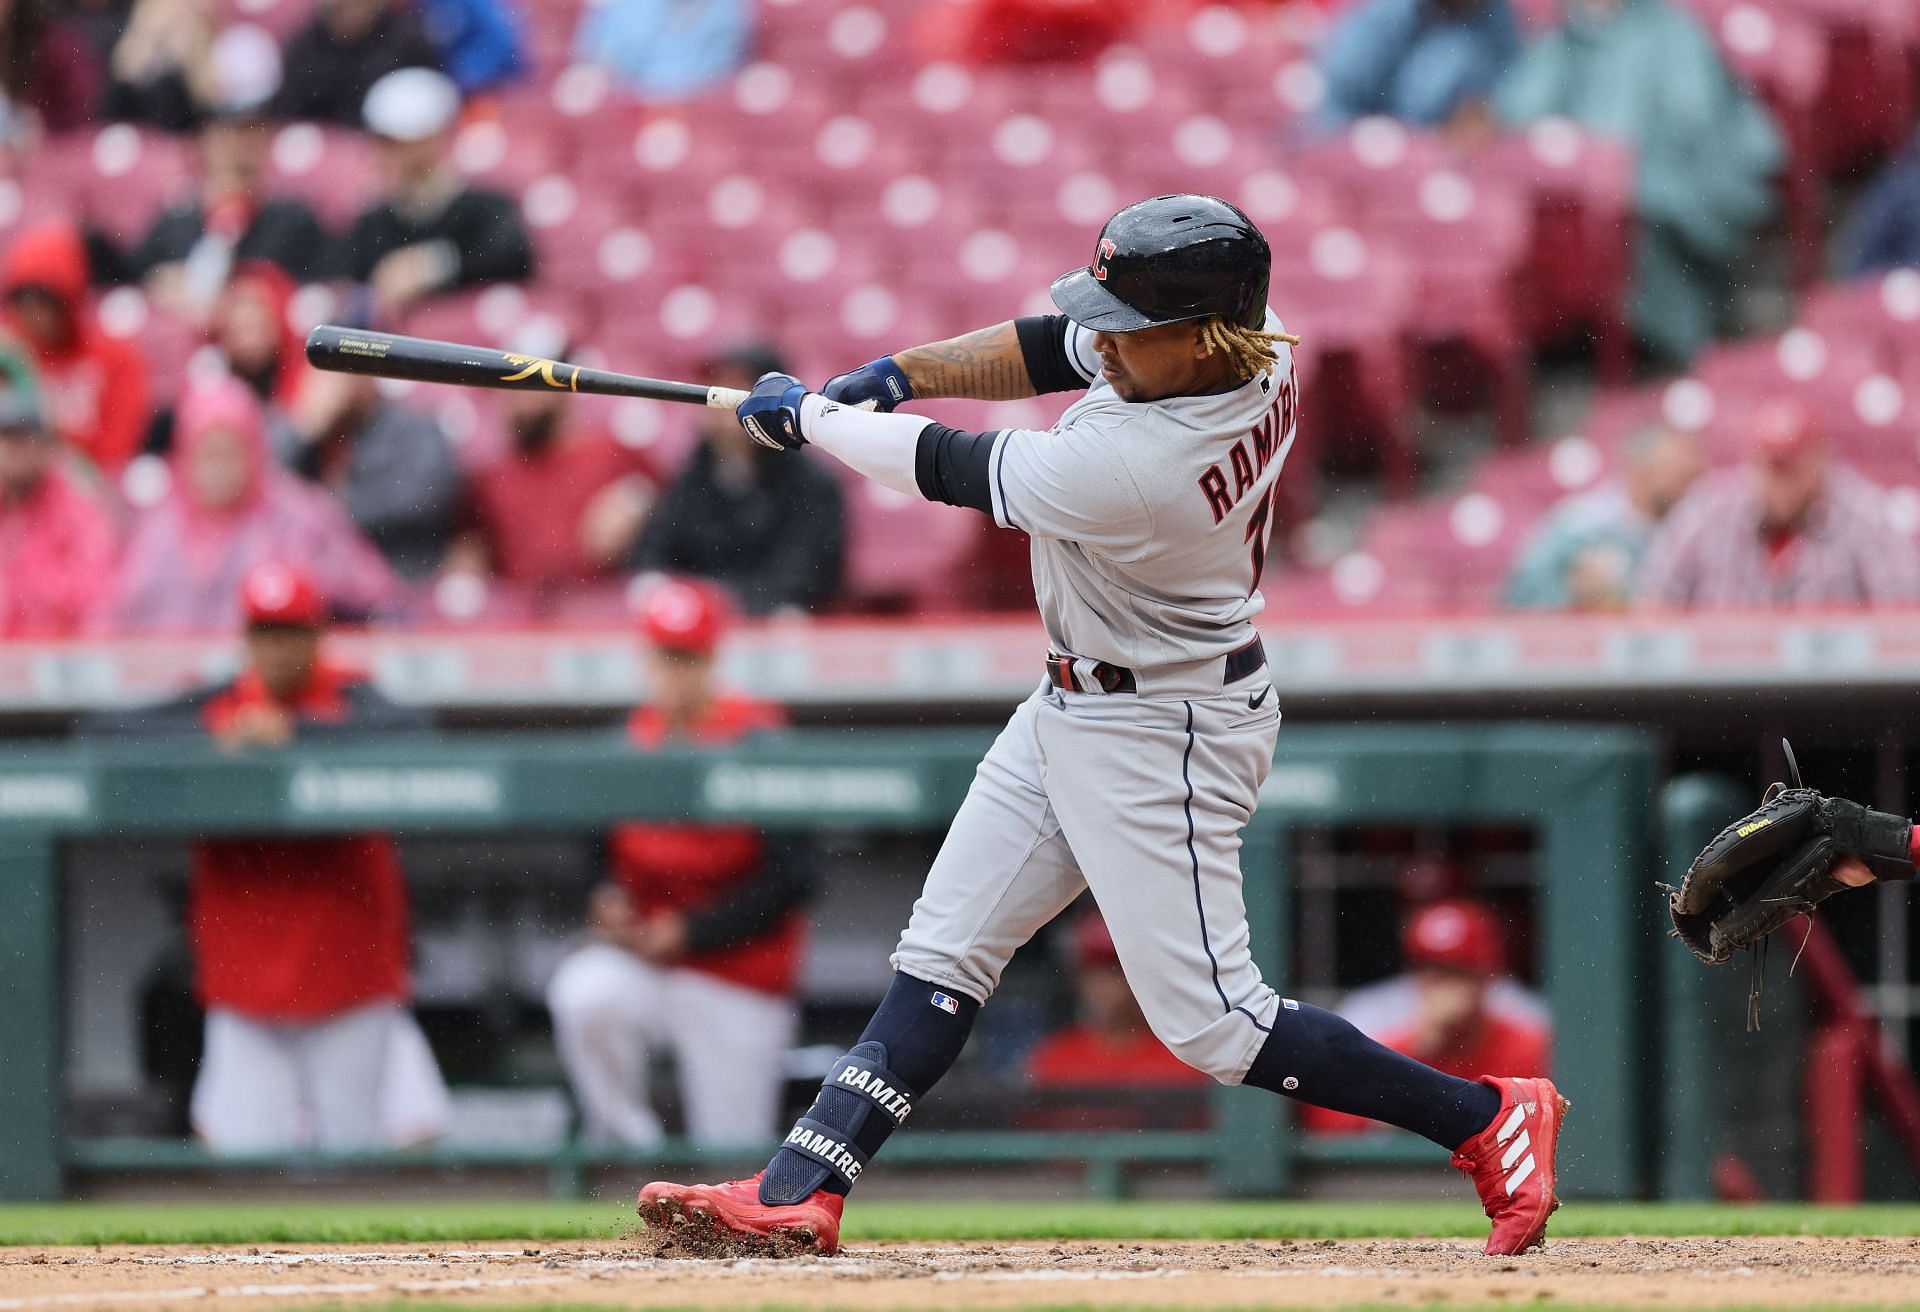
[0,723,1655,1201]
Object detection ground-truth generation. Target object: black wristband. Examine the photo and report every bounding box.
[914,423,999,514]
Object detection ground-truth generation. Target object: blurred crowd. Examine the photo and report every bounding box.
[0,0,1909,1145]
[0,0,853,639]
[1,0,1918,638]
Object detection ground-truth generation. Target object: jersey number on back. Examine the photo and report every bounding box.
[1195,377,1296,595]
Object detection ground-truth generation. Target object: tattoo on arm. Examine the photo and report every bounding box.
[893,322,1037,402]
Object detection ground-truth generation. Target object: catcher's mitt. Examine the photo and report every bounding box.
[1668,754,1911,967]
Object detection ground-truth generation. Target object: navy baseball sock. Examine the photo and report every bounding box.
[759,972,979,1205]
[1243,1000,1503,1150]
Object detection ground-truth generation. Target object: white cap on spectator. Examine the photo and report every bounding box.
[506,314,570,362]
[208,24,282,117]
[363,67,462,142]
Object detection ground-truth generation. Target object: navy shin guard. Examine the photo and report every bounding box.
[1243,999,1502,1149]
[759,973,979,1205]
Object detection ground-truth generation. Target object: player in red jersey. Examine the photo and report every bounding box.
[546,577,817,1146]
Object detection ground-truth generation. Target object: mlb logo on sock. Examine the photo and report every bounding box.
[930,992,960,1015]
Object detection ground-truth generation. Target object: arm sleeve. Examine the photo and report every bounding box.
[1015,315,1097,394]
[681,833,817,952]
[797,393,930,497]
[914,423,1000,513]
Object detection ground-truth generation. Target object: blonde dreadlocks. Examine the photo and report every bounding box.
[1200,316,1302,383]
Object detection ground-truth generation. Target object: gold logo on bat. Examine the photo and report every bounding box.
[499,354,579,391]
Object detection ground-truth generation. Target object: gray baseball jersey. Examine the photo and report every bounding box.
[893,311,1301,1083]
[986,310,1298,688]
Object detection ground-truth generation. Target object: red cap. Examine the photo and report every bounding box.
[1071,911,1121,967]
[1402,899,1504,977]
[240,562,326,628]
[1749,398,1825,464]
[637,576,728,654]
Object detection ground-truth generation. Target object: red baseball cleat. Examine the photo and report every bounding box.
[637,1171,845,1256]
[1450,1075,1570,1256]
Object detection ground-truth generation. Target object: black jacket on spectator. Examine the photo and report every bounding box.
[635,443,845,616]
[272,7,444,125]
[128,198,331,282]
[295,400,463,579]
[102,68,197,132]
[336,188,533,290]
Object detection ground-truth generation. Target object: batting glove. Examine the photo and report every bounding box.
[737,372,810,451]
[822,356,912,412]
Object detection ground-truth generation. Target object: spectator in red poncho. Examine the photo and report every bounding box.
[105,375,400,633]
[1,223,151,475]
[0,350,116,637]
[546,577,816,1146]
[86,563,448,1152]
[449,320,658,600]
[1303,899,1551,1134]
[919,0,1144,63]
[213,263,308,407]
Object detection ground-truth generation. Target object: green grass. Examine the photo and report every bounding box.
[5,1200,1920,1247]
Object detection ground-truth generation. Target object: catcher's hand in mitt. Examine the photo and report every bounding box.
[1668,773,1912,966]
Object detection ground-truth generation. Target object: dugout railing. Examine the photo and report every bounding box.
[0,724,1654,1201]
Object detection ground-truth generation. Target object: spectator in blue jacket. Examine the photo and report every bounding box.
[1504,426,1703,610]
[1320,0,1520,128]
[1838,129,1920,279]
[420,0,526,94]
[575,0,749,104]
[1498,0,1781,366]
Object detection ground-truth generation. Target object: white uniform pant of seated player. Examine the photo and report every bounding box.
[191,1002,451,1153]
[894,670,1285,1083]
[547,943,799,1146]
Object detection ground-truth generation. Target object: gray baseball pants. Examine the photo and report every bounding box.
[892,673,1284,1084]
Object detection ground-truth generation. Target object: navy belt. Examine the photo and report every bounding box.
[1046,637,1265,696]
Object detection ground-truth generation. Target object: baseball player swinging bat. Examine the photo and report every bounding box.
[303,325,751,410]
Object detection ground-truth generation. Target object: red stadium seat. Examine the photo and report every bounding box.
[453,104,574,196]
[1138,3,1300,117]
[266,124,380,229]
[1473,125,1636,383]
[1361,168,1532,448]
[94,288,199,407]
[1800,271,1920,374]
[1271,227,1419,500]
[1297,118,1455,214]
[839,472,985,614]
[75,127,195,245]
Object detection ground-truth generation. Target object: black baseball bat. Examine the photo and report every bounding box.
[303,325,749,410]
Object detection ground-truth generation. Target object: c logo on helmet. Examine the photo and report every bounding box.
[1092,238,1117,282]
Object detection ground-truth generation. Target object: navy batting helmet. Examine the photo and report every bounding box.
[1049,194,1271,333]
